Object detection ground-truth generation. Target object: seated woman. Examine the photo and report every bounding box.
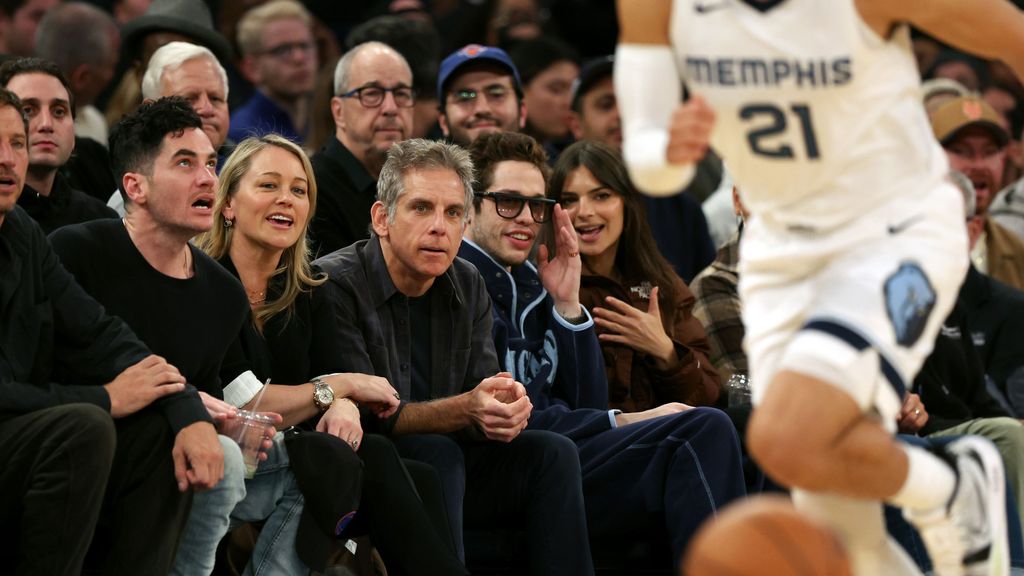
[197,134,466,576]
[550,140,722,412]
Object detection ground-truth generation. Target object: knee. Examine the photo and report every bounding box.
[216,436,248,503]
[520,431,581,476]
[747,407,820,487]
[67,404,116,454]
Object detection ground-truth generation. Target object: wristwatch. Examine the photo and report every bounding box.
[312,377,334,411]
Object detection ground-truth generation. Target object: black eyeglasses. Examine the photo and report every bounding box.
[474,191,556,223]
[339,84,417,108]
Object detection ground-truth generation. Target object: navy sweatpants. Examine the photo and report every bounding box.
[577,407,748,568]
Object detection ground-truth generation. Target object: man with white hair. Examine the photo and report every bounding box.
[109,41,233,215]
[308,41,414,257]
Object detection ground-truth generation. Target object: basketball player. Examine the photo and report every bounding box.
[615,1,1024,575]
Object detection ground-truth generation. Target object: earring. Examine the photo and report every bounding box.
[224,218,234,228]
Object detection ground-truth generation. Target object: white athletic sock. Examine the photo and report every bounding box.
[889,443,957,511]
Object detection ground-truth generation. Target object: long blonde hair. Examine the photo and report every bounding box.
[197,134,325,329]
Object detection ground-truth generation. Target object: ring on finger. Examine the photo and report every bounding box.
[914,408,921,416]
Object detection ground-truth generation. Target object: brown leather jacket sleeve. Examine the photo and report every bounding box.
[649,277,722,406]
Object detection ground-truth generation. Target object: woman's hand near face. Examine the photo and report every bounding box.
[592,286,678,367]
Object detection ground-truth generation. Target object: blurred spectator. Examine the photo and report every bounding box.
[231,0,317,144]
[35,2,120,146]
[508,36,578,154]
[0,0,59,56]
[925,49,990,92]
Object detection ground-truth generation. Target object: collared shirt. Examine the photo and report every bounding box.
[309,136,378,258]
[313,235,500,436]
[690,233,746,380]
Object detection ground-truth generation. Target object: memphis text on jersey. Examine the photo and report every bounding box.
[684,56,853,88]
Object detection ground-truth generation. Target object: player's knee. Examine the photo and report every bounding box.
[747,409,822,487]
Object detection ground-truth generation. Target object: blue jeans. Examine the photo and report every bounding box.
[171,433,307,576]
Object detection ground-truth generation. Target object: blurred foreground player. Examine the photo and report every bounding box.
[615,1,1024,575]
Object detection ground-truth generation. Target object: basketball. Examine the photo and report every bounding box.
[681,495,852,576]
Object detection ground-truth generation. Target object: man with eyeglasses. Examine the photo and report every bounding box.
[459,130,748,571]
[437,44,526,147]
[229,0,317,145]
[309,41,415,257]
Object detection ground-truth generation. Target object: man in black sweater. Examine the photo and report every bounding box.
[0,58,116,232]
[0,87,207,575]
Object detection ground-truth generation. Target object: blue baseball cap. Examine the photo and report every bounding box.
[436,44,523,102]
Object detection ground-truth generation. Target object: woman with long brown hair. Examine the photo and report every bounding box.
[550,140,721,412]
[197,134,466,575]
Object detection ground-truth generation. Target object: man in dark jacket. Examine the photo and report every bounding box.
[459,131,748,570]
[314,137,593,574]
[0,87,201,575]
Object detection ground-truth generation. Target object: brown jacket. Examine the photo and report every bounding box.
[987,219,1024,292]
[579,271,721,412]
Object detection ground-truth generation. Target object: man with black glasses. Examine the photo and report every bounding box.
[437,44,526,148]
[459,131,748,571]
[309,41,416,257]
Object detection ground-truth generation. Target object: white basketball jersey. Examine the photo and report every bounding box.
[671,0,950,229]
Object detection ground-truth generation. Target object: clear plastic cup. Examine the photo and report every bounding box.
[227,410,275,479]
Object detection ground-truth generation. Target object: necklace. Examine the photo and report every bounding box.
[248,288,266,306]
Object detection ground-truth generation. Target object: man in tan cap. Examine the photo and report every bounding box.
[931,94,1024,291]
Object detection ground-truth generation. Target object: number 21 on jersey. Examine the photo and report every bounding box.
[740,103,820,160]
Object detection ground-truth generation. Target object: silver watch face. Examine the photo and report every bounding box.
[315,384,334,406]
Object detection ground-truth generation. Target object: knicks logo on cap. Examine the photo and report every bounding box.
[460,44,486,58]
[962,99,983,120]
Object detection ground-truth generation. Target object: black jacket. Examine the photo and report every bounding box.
[17,173,117,234]
[959,265,1024,416]
[0,206,147,422]
[308,137,377,259]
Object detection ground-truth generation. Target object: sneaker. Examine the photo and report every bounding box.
[904,436,1009,576]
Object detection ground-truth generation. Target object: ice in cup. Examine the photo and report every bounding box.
[227,410,275,478]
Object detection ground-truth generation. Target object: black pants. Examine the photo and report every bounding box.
[0,404,116,576]
[83,409,192,575]
[347,433,467,576]
[396,430,594,576]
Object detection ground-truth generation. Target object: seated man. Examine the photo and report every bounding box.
[314,138,593,575]
[49,97,307,575]
[458,131,748,569]
[0,88,220,575]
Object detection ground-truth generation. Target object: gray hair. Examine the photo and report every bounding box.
[377,139,475,225]
[36,3,117,72]
[141,42,229,101]
[333,41,409,95]
[948,170,977,218]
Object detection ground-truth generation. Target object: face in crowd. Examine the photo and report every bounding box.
[440,64,524,146]
[0,104,28,226]
[160,57,230,151]
[944,126,1008,216]
[466,159,548,268]
[334,46,414,166]
[571,74,621,150]
[251,16,317,102]
[7,72,74,174]
[560,164,625,266]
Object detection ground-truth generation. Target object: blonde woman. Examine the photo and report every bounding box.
[199,134,466,575]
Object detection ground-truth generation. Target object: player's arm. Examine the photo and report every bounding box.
[858,0,1024,83]
[615,0,704,196]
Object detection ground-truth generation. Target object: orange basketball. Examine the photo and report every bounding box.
[682,495,852,576]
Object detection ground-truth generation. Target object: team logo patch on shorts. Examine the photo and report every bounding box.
[884,263,936,347]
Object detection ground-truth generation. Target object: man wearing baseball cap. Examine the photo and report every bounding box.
[437,44,526,146]
[932,94,1024,290]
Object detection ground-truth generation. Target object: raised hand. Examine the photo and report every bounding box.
[536,204,583,319]
[104,355,186,418]
[593,286,677,366]
[666,94,715,165]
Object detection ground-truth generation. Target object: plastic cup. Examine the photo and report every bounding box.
[228,410,275,479]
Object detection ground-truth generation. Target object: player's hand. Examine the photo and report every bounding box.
[615,402,692,427]
[104,355,186,418]
[897,393,928,434]
[593,287,677,366]
[467,374,532,442]
[172,421,223,492]
[316,398,363,451]
[666,94,715,165]
[537,204,583,319]
[319,373,400,418]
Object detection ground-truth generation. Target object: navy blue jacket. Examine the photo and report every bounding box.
[460,240,614,441]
